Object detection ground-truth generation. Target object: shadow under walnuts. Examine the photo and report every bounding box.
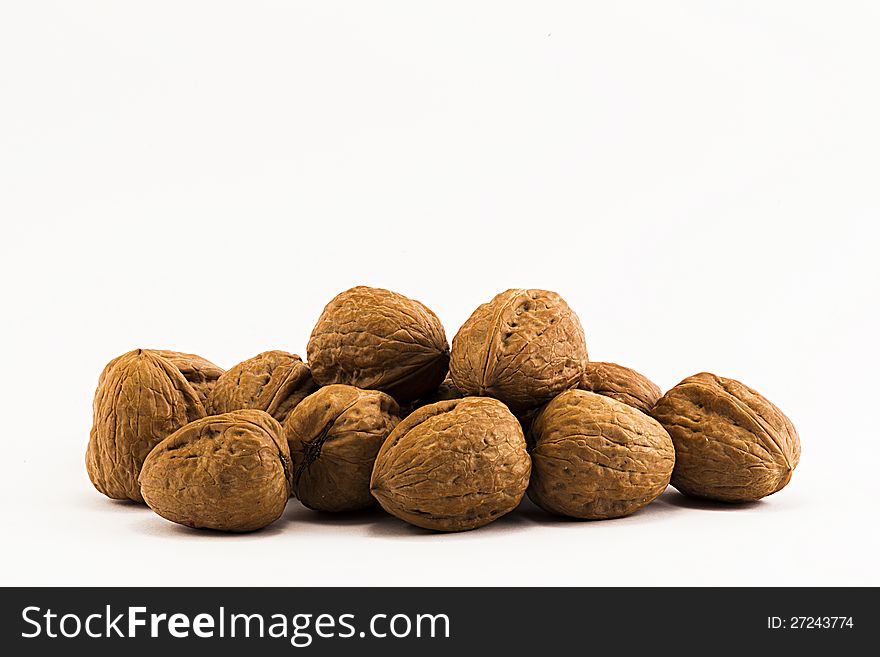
[363,494,686,536]
[106,498,151,510]
[283,499,533,538]
[512,495,673,526]
[133,513,289,540]
[283,502,390,528]
[287,489,699,536]
[660,489,765,512]
[516,488,764,525]
[365,506,535,538]
[135,488,768,540]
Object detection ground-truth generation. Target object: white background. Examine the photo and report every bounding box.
[1,1,878,586]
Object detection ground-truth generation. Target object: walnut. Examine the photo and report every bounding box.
[139,410,291,532]
[650,372,800,502]
[149,349,224,409]
[449,289,588,413]
[527,390,674,519]
[370,397,531,531]
[208,350,317,423]
[86,349,208,502]
[580,361,661,415]
[285,385,399,512]
[307,286,449,404]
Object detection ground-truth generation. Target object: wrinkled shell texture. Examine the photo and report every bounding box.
[150,349,224,409]
[208,350,317,423]
[285,385,399,512]
[139,409,292,532]
[370,397,531,532]
[580,362,661,415]
[528,390,675,519]
[86,349,207,502]
[307,286,450,404]
[651,373,800,502]
[450,289,588,413]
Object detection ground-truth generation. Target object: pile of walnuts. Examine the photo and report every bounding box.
[86,287,801,532]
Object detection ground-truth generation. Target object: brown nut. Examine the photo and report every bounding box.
[208,350,317,423]
[580,362,661,415]
[651,372,800,502]
[449,289,588,413]
[307,286,450,404]
[149,349,224,409]
[370,397,531,532]
[527,390,674,519]
[285,385,399,512]
[86,349,207,502]
[139,409,291,532]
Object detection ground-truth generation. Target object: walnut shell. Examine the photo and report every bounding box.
[149,349,224,409]
[139,410,291,532]
[307,286,450,404]
[527,390,674,519]
[285,385,399,512]
[370,397,531,532]
[449,289,588,413]
[86,349,207,502]
[208,350,317,423]
[650,372,800,502]
[580,362,661,415]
